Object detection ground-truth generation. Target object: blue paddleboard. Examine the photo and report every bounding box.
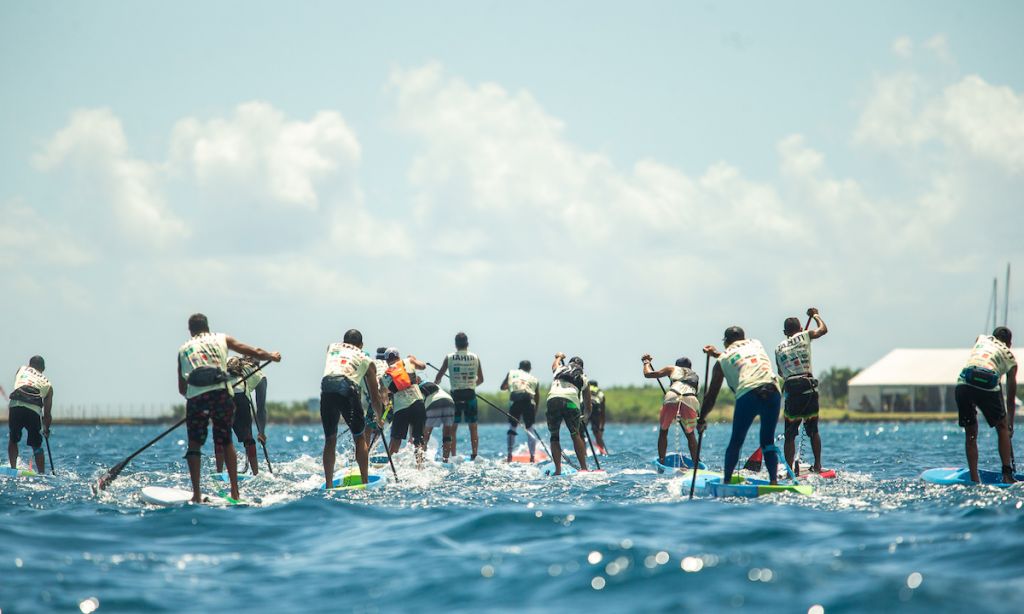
[652,453,707,473]
[0,466,39,478]
[320,474,385,491]
[705,476,813,498]
[210,471,255,483]
[920,467,1023,487]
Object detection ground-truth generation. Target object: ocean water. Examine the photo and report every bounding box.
[2,421,1023,613]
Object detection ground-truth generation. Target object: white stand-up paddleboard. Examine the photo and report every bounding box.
[140,486,194,506]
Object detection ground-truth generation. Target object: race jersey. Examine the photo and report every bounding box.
[507,369,539,397]
[589,385,605,408]
[323,342,373,388]
[387,359,424,411]
[422,382,454,408]
[719,339,779,400]
[775,331,813,380]
[178,333,230,400]
[665,366,699,403]
[8,366,51,414]
[548,365,588,406]
[958,335,1018,390]
[447,350,480,391]
[231,360,265,395]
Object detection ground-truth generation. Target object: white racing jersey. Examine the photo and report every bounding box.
[8,366,51,414]
[507,369,539,397]
[447,350,480,391]
[665,366,699,404]
[958,335,1017,391]
[178,333,230,400]
[548,366,588,406]
[719,339,779,400]
[323,342,373,388]
[776,330,813,380]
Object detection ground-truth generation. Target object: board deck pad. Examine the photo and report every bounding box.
[0,467,39,478]
[321,473,385,491]
[705,476,814,498]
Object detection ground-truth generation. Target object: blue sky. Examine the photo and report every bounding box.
[1,2,1022,407]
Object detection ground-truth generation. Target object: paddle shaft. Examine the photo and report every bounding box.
[374,422,400,483]
[44,433,55,475]
[95,360,272,491]
[426,362,577,469]
[688,354,711,500]
[582,421,601,470]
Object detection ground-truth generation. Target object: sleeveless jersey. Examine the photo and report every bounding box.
[719,339,779,400]
[388,359,424,411]
[231,360,265,395]
[447,350,480,391]
[548,365,588,405]
[507,369,539,396]
[775,331,813,379]
[424,383,454,408]
[589,385,605,407]
[8,366,52,414]
[178,333,229,399]
[665,366,699,403]
[323,342,373,388]
[958,335,1018,390]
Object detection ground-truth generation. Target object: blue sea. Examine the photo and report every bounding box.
[2,422,1022,613]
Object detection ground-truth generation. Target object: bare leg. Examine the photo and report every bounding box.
[244,442,259,476]
[442,425,454,462]
[323,435,338,489]
[809,424,822,472]
[784,423,798,470]
[223,441,240,500]
[550,434,562,475]
[451,424,459,458]
[996,422,1016,483]
[685,430,699,464]
[507,426,516,462]
[389,437,402,456]
[8,440,17,469]
[214,444,225,473]
[657,429,669,463]
[965,423,980,483]
[186,441,203,503]
[34,450,45,474]
[572,433,589,471]
[469,423,479,459]
[353,433,369,484]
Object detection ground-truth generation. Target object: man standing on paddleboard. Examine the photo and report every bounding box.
[321,329,385,489]
[383,349,428,467]
[420,380,455,462]
[546,353,592,475]
[7,355,52,474]
[588,380,608,455]
[698,327,784,485]
[955,327,1017,484]
[177,313,281,503]
[776,307,828,473]
[216,356,269,476]
[433,332,484,460]
[642,355,700,466]
[500,360,541,462]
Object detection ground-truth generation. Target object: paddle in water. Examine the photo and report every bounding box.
[44,431,55,476]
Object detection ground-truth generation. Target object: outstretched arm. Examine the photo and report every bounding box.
[433,357,449,385]
[476,361,484,386]
[551,353,565,373]
[254,377,268,435]
[1006,366,1018,435]
[697,362,724,430]
[226,336,282,362]
[807,307,828,339]
[407,355,427,370]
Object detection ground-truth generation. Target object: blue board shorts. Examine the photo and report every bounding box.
[452,389,478,424]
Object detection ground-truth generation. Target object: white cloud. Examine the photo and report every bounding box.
[856,73,1024,173]
[34,108,188,246]
[923,34,952,64]
[892,36,913,59]
[169,102,361,209]
[0,198,96,267]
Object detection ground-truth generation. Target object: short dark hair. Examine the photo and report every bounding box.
[519,360,531,372]
[29,355,45,371]
[993,326,1012,345]
[724,326,745,345]
[675,357,692,368]
[784,317,802,335]
[569,356,584,369]
[188,313,210,335]
[343,329,363,345]
[455,332,469,349]
[590,380,599,387]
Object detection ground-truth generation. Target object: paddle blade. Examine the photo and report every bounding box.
[94,460,127,492]
[743,448,763,472]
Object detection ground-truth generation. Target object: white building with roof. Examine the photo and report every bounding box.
[848,348,1024,413]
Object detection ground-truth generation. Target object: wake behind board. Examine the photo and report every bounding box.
[538,462,577,476]
[370,455,390,468]
[0,466,39,479]
[706,477,813,498]
[676,469,723,493]
[652,453,707,474]
[321,473,385,491]
[795,468,836,479]
[210,471,256,483]
[920,467,1023,487]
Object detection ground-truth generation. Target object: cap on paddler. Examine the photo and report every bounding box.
[384,347,401,361]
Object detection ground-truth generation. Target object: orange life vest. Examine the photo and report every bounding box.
[386,361,412,392]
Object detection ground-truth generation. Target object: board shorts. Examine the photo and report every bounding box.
[425,399,455,428]
[590,402,605,430]
[7,406,42,448]
[231,392,255,445]
[452,389,478,424]
[390,400,426,446]
[321,376,365,438]
[509,394,537,430]
[546,397,582,438]
[955,384,1006,428]
[659,396,698,432]
[186,389,235,447]
[783,376,820,420]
